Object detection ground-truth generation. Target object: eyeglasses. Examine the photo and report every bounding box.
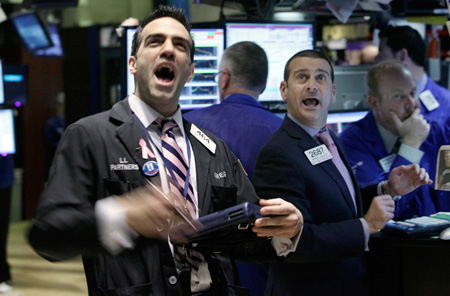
[214,70,224,83]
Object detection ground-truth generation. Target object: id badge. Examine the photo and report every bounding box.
[419,90,439,112]
[379,154,396,173]
[305,144,332,166]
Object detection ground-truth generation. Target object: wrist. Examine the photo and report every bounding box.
[378,181,402,201]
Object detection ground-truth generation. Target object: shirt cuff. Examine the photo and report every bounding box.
[95,196,138,255]
[271,225,303,257]
[359,218,370,252]
[398,144,424,164]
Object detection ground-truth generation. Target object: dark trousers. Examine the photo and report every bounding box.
[0,187,11,282]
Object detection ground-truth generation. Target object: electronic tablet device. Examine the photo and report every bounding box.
[174,202,262,243]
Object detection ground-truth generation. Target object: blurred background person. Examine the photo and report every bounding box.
[43,92,65,180]
[374,25,450,122]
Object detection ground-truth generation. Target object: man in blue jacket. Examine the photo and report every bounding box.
[340,60,450,220]
[374,25,450,122]
[184,41,282,181]
[184,41,282,296]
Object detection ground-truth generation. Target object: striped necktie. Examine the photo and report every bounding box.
[156,119,206,279]
[156,118,197,218]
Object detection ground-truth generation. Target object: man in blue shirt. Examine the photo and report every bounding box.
[374,25,450,122]
[184,41,282,296]
[340,60,450,220]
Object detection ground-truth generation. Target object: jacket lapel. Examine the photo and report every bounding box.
[111,98,160,184]
[283,117,357,217]
[183,120,211,214]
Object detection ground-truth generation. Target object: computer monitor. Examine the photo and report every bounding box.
[0,109,16,155]
[3,64,28,107]
[123,26,225,109]
[22,0,79,8]
[0,60,4,105]
[326,110,368,135]
[10,11,53,54]
[331,65,371,112]
[225,22,315,102]
[33,23,64,58]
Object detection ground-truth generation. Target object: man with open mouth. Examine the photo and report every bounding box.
[28,5,305,296]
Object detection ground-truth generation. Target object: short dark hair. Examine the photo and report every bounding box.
[222,41,268,92]
[378,25,426,68]
[283,50,334,83]
[130,5,195,63]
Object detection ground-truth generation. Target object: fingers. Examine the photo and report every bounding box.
[254,199,303,238]
[390,111,402,129]
[259,198,292,216]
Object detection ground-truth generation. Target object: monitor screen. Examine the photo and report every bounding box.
[10,11,53,54]
[125,27,225,109]
[0,60,4,105]
[331,65,371,112]
[33,23,64,58]
[3,64,28,107]
[225,22,315,102]
[0,109,16,155]
[327,110,368,135]
[23,0,79,8]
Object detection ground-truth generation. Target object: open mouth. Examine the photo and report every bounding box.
[155,66,174,83]
[302,98,319,107]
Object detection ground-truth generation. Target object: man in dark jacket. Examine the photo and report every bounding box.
[28,6,304,296]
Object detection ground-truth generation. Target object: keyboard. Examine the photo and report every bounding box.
[382,213,450,238]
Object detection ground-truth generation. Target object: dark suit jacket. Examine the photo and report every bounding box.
[28,98,264,296]
[253,116,377,296]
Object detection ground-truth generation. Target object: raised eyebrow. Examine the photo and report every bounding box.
[292,68,331,77]
[144,33,164,43]
[315,68,331,78]
[144,34,191,47]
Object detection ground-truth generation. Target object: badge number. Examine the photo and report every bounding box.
[305,144,332,166]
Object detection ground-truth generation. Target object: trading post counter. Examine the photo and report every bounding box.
[367,232,450,296]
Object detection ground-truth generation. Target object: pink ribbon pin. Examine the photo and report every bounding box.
[139,138,155,159]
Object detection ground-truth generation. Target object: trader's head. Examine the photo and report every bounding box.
[129,5,195,117]
[367,60,420,135]
[216,41,268,101]
[280,50,336,129]
[374,25,426,69]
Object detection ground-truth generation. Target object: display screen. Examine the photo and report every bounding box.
[10,11,53,54]
[327,110,368,134]
[23,0,79,8]
[3,64,28,107]
[125,27,225,109]
[33,23,64,58]
[0,109,16,155]
[0,60,4,105]
[226,22,315,102]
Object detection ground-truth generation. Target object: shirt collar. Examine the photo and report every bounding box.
[287,113,323,138]
[375,120,398,153]
[128,94,185,136]
[417,74,427,94]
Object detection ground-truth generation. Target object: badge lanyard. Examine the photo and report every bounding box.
[134,114,192,200]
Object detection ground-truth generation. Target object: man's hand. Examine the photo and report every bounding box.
[115,185,194,241]
[385,164,433,196]
[391,109,430,149]
[253,198,303,239]
[364,195,395,234]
